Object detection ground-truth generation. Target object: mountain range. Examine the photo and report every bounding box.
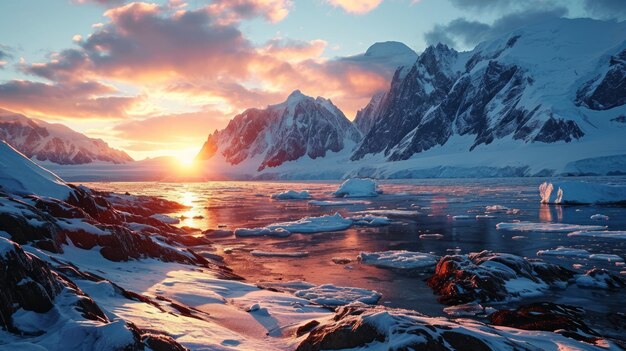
[0,109,132,165]
[196,18,626,179]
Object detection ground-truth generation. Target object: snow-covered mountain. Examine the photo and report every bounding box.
[353,18,625,165]
[196,90,361,171]
[0,109,133,165]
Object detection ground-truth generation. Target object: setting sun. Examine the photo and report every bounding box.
[176,148,200,167]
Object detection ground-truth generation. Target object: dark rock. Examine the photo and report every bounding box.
[426,251,574,305]
[576,48,626,110]
[490,302,600,343]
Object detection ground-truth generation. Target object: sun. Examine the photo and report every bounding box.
[176,148,199,168]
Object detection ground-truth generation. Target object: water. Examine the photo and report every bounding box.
[85,177,626,317]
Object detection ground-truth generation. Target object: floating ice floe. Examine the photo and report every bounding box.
[267,213,353,233]
[332,178,380,198]
[234,212,391,237]
[307,200,370,206]
[294,284,381,305]
[567,230,626,240]
[250,250,309,257]
[452,215,472,220]
[476,214,496,219]
[270,190,312,200]
[150,213,181,224]
[537,247,622,262]
[496,221,606,233]
[355,209,419,216]
[234,227,291,237]
[537,247,590,258]
[590,214,609,220]
[540,180,626,204]
[348,214,391,227]
[419,233,444,240]
[485,205,509,212]
[358,250,439,270]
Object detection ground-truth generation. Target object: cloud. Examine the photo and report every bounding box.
[424,7,568,49]
[260,38,327,62]
[583,0,626,19]
[207,0,293,23]
[448,0,519,11]
[0,80,137,119]
[325,0,383,14]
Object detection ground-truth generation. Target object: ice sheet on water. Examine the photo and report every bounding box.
[590,214,609,220]
[358,250,439,270]
[355,209,419,216]
[496,221,606,233]
[294,284,381,305]
[332,178,380,198]
[568,230,626,240]
[537,247,590,258]
[234,227,291,237]
[271,190,312,200]
[540,181,626,204]
[348,214,391,227]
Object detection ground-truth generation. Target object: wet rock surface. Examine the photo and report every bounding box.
[426,250,575,305]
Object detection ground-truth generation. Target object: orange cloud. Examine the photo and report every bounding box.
[326,0,383,14]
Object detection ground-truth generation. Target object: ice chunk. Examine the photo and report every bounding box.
[568,230,626,240]
[332,178,380,198]
[419,233,444,239]
[576,269,626,289]
[271,190,311,200]
[355,209,419,216]
[234,227,291,237]
[358,250,439,270]
[540,181,626,204]
[443,303,495,317]
[267,213,352,233]
[476,214,496,219]
[590,214,609,220]
[452,215,472,220]
[589,254,624,262]
[294,284,381,305]
[486,205,509,212]
[537,247,590,258]
[348,214,391,227]
[250,250,308,257]
[496,221,606,232]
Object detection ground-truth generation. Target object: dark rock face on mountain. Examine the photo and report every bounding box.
[352,35,589,161]
[427,251,575,305]
[577,48,626,110]
[0,109,133,165]
[353,92,386,135]
[196,90,361,171]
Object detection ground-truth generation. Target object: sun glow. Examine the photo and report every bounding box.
[176,148,199,167]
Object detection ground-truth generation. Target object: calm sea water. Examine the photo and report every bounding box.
[84,177,626,317]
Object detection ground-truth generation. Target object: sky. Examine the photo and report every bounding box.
[0,0,624,161]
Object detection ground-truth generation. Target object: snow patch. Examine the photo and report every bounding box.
[294,284,381,306]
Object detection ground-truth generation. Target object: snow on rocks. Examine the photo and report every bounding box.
[295,304,621,351]
[540,181,626,205]
[358,250,439,270]
[294,284,381,306]
[496,221,606,233]
[575,268,626,289]
[332,178,380,198]
[443,303,495,317]
[0,141,73,200]
[489,302,601,343]
[150,213,181,224]
[568,230,626,240]
[271,190,312,200]
[590,214,609,220]
[427,251,574,305]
